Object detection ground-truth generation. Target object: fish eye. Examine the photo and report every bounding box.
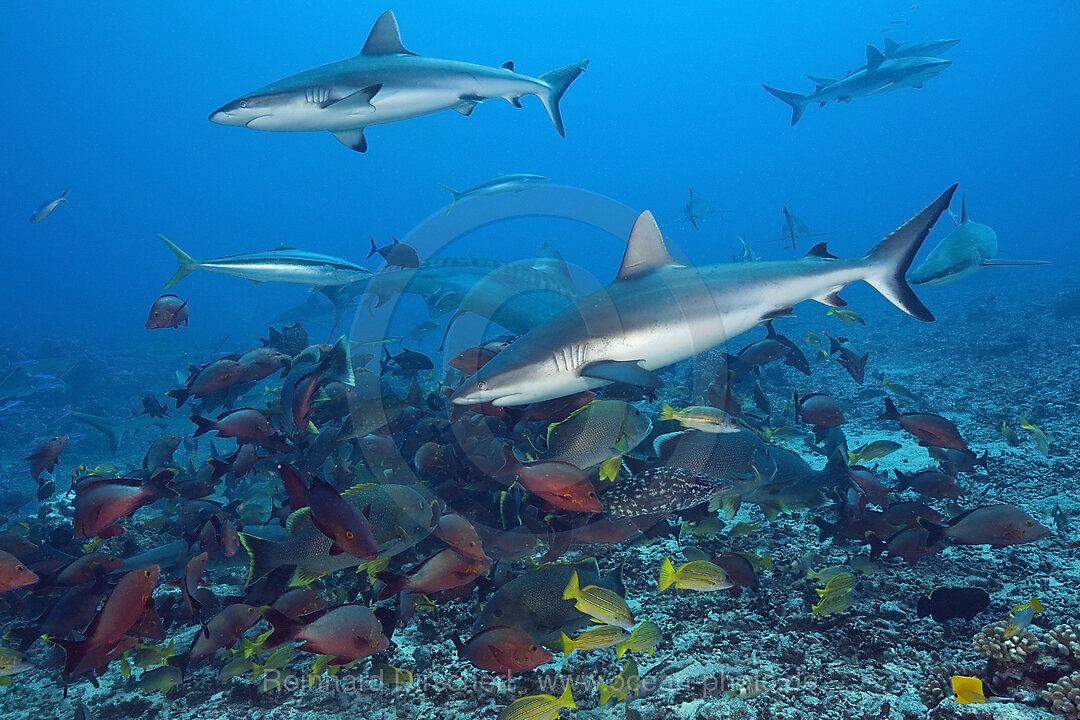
[477,381,488,391]
[1025,520,1033,526]
[529,645,537,651]
[239,100,248,108]
[15,565,24,572]
[493,609,503,617]
[346,531,355,539]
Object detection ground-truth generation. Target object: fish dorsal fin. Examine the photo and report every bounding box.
[501,61,515,71]
[532,242,576,286]
[804,242,837,259]
[616,211,681,280]
[360,11,415,56]
[865,45,885,67]
[960,193,970,223]
[883,38,900,56]
[285,507,312,536]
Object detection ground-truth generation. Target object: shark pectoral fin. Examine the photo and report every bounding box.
[760,307,796,321]
[981,258,1051,266]
[454,101,479,116]
[323,84,381,115]
[813,290,847,308]
[331,128,368,153]
[580,360,662,389]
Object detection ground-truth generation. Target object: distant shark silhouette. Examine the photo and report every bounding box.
[677,188,729,230]
[909,194,1049,286]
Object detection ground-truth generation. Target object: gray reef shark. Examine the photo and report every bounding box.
[321,243,581,338]
[209,11,589,151]
[452,185,957,407]
[679,188,729,230]
[763,45,952,126]
[909,193,1049,286]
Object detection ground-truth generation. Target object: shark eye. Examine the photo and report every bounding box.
[477,381,488,391]
[239,100,248,108]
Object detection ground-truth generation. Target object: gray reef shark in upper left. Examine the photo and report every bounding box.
[209,11,590,152]
[908,193,1049,286]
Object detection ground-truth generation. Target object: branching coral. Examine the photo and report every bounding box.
[1045,625,1080,661]
[1043,671,1080,718]
[973,621,1039,664]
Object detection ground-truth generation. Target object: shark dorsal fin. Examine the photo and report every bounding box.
[501,61,515,71]
[532,242,576,287]
[960,193,970,223]
[616,211,680,280]
[883,38,900,56]
[360,11,415,56]
[865,45,885,67]
[804,242,837,260]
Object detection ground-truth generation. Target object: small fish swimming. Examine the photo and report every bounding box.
[1019,416,1052,455]
[1004,596,1043,636]
[916,587,990,622]
[562,571,634,628]
[366,237,420,269]
[0,647,32,680]
[659,403,740,433]
[498,684,576,720]
[137,665,182,695]
[439,174,548,214]
[598,658,641,706]
[826,308,866,326]
[614,620,661,658]
[369,663,414,686]
[560,625,629,655]
[1001,421,1020,447]
[30,186,71,223]
[658,557,731,592]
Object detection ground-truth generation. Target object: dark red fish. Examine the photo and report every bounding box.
[448,346,498,375]
[878,397,969,451]
[73,470,178,539]
[143,433,181,472]
[922,505,1049,548]
[165,359,244,408]
[376,547,492,600]
[145,294,189,329]
[494,445,602,513]
[190,408,275,443]
[272,588,329,620]
[261,604,388,664]
[714,551,759,597]
[452,625,552,675]
[894,468,965,499]
[432,513,487,561]
[25,435,68,481]
[0,549,38,592]
[847,465,891,508]
[52,565,160,679]
[235,347,290,384]
[308,478,378,559]
[174,603,260,672]
[794,391,845,433]
[54,552,124,586]
[171,552,210,633]
[824,333,869,384]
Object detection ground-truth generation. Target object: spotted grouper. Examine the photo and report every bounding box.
[599,467,732,518]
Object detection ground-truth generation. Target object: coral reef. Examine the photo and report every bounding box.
[1046,626,1080,662]
[1043,671,1080,718]
[973,621,1039,665]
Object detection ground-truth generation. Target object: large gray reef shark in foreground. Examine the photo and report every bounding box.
[763,45,951,126]
[908,193,1049,286]
[452,185,957,407]
[209,11,589,152]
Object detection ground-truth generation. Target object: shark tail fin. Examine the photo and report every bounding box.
[761,84,809,126]
[159,234,200,289]
[538,59,590,138]
[437,184,463,215]
[862,184,958,322]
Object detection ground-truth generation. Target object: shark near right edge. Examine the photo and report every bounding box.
[452,186,959,407]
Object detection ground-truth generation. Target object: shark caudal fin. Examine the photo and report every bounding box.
[862,184,958,322]
[158,234,200,289]
[762,84,810,126]
[538,59,590,138]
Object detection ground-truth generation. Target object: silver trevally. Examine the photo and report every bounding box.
[30,186,71,223]
[763,46,952,126]
[452,185,957,407]
[158,234,371,289]
[777,205,830,251]
[438,174,548,214]
[909,193,1049,286]
[209,11,589,152]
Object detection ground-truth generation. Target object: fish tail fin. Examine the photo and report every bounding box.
[260,606,302,648]
[893,469,911,492]
[147,468,179,498]
[159,234,200,290]
[917,517,947,547]
[598,681,616,706]
[560,632,576,656]
[658,402,677,422]
[538,59,590,138]
[323,336,355,386]
[168,651,191,677]
[189,415,216,438]
[877,396,902,422]
[561,570,581,601]
[164,388,192,409]
[761,84,809,126]
[613,639,629,659]
[556,682,576,709]
[237,532,280,587]
[437,184,462,214]
[658,557,676,592]
[49,636,89,678]
[375,571,409,601]
[862,185,958,322]
[59,186,72,206]
[366,236,379,260]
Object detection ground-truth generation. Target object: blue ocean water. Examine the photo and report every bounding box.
[1,2,1078,719]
